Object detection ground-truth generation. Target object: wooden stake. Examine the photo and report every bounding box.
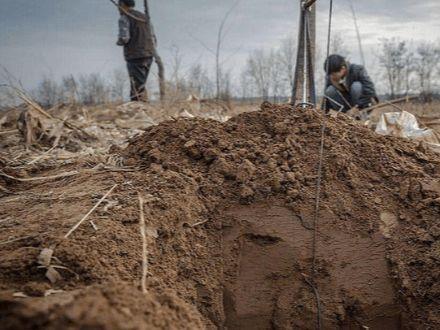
[0,184,11,194]
[0,168,138,183]
[64,184,118,239]
[191,219,209,227]
[27,145,57,166]
[0,129,18,136]
[0,235,32,246]
[0,170,79,182]
[138,192,148,294]
[362,95,418,114]
[90,220,99,231]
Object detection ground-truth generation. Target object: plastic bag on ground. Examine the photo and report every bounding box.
[375,111,440,147]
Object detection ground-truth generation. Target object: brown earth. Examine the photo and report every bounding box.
[0,103,439,329]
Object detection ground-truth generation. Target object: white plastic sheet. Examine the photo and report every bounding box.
[375,111,440,146]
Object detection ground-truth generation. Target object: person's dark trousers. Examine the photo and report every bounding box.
[325,81,363,112]
[126,56,154,102]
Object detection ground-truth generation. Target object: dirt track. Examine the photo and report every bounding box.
[1,103,439,329]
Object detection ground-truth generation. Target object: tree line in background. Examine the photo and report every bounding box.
[378,39,440,99]
[2,36,439,108]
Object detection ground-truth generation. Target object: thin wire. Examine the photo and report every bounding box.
[310,0,334,329]
[348,0,365,66]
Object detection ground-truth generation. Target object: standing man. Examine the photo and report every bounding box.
[324,54,378,112]
[117,0,156,102]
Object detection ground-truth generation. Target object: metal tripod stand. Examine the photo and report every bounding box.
[291,0,317,108]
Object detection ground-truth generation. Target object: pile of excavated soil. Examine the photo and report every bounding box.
[0,103,439,329]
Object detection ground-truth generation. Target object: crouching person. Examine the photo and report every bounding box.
[324,54,378,113]
[116,0,156,102]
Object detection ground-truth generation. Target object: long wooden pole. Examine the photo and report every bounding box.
[138,193,148,294]
[362,95,418,113]
[303,0,317,9]
[144,0,166,101]
[109,0,146,22]
[64,184,118,239]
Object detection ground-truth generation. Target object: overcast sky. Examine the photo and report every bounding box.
[0,0,439,90]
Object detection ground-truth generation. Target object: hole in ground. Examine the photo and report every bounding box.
[220,203,405,329]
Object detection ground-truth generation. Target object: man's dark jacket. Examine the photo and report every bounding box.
[326,63,378,108]
[124,9,155,60]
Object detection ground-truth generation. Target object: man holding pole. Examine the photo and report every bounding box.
[116,0,156,101]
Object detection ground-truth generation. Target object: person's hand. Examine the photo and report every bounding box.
[328,109,339,118]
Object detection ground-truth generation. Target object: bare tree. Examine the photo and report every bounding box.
[110,69,128,102]
[331,33,350,57]
[403,48,415,95]
[187,64,203,97]
[270,49,286,102]
[243,44,295,102]
[169,45,184,89]
[378,38,408,98]
[214,0,241,99]
[238,70,251,100]
[190,1,241,100]
[187,64,214,98]
[60,75,78,104]
[245,49,272,100]
[0,84,18,108]
[218,70,233,102]
[165,45,190,100]
[78,73,109,105]
[278,37,297,95]
[414,41,440,96]
[35,77,60,107]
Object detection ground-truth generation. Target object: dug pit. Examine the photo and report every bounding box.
[220,202,403,329]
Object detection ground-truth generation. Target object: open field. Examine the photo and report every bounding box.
[1,0,440,327]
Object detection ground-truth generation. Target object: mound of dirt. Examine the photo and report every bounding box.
[0,282,203,330]
[1,103,439,329]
